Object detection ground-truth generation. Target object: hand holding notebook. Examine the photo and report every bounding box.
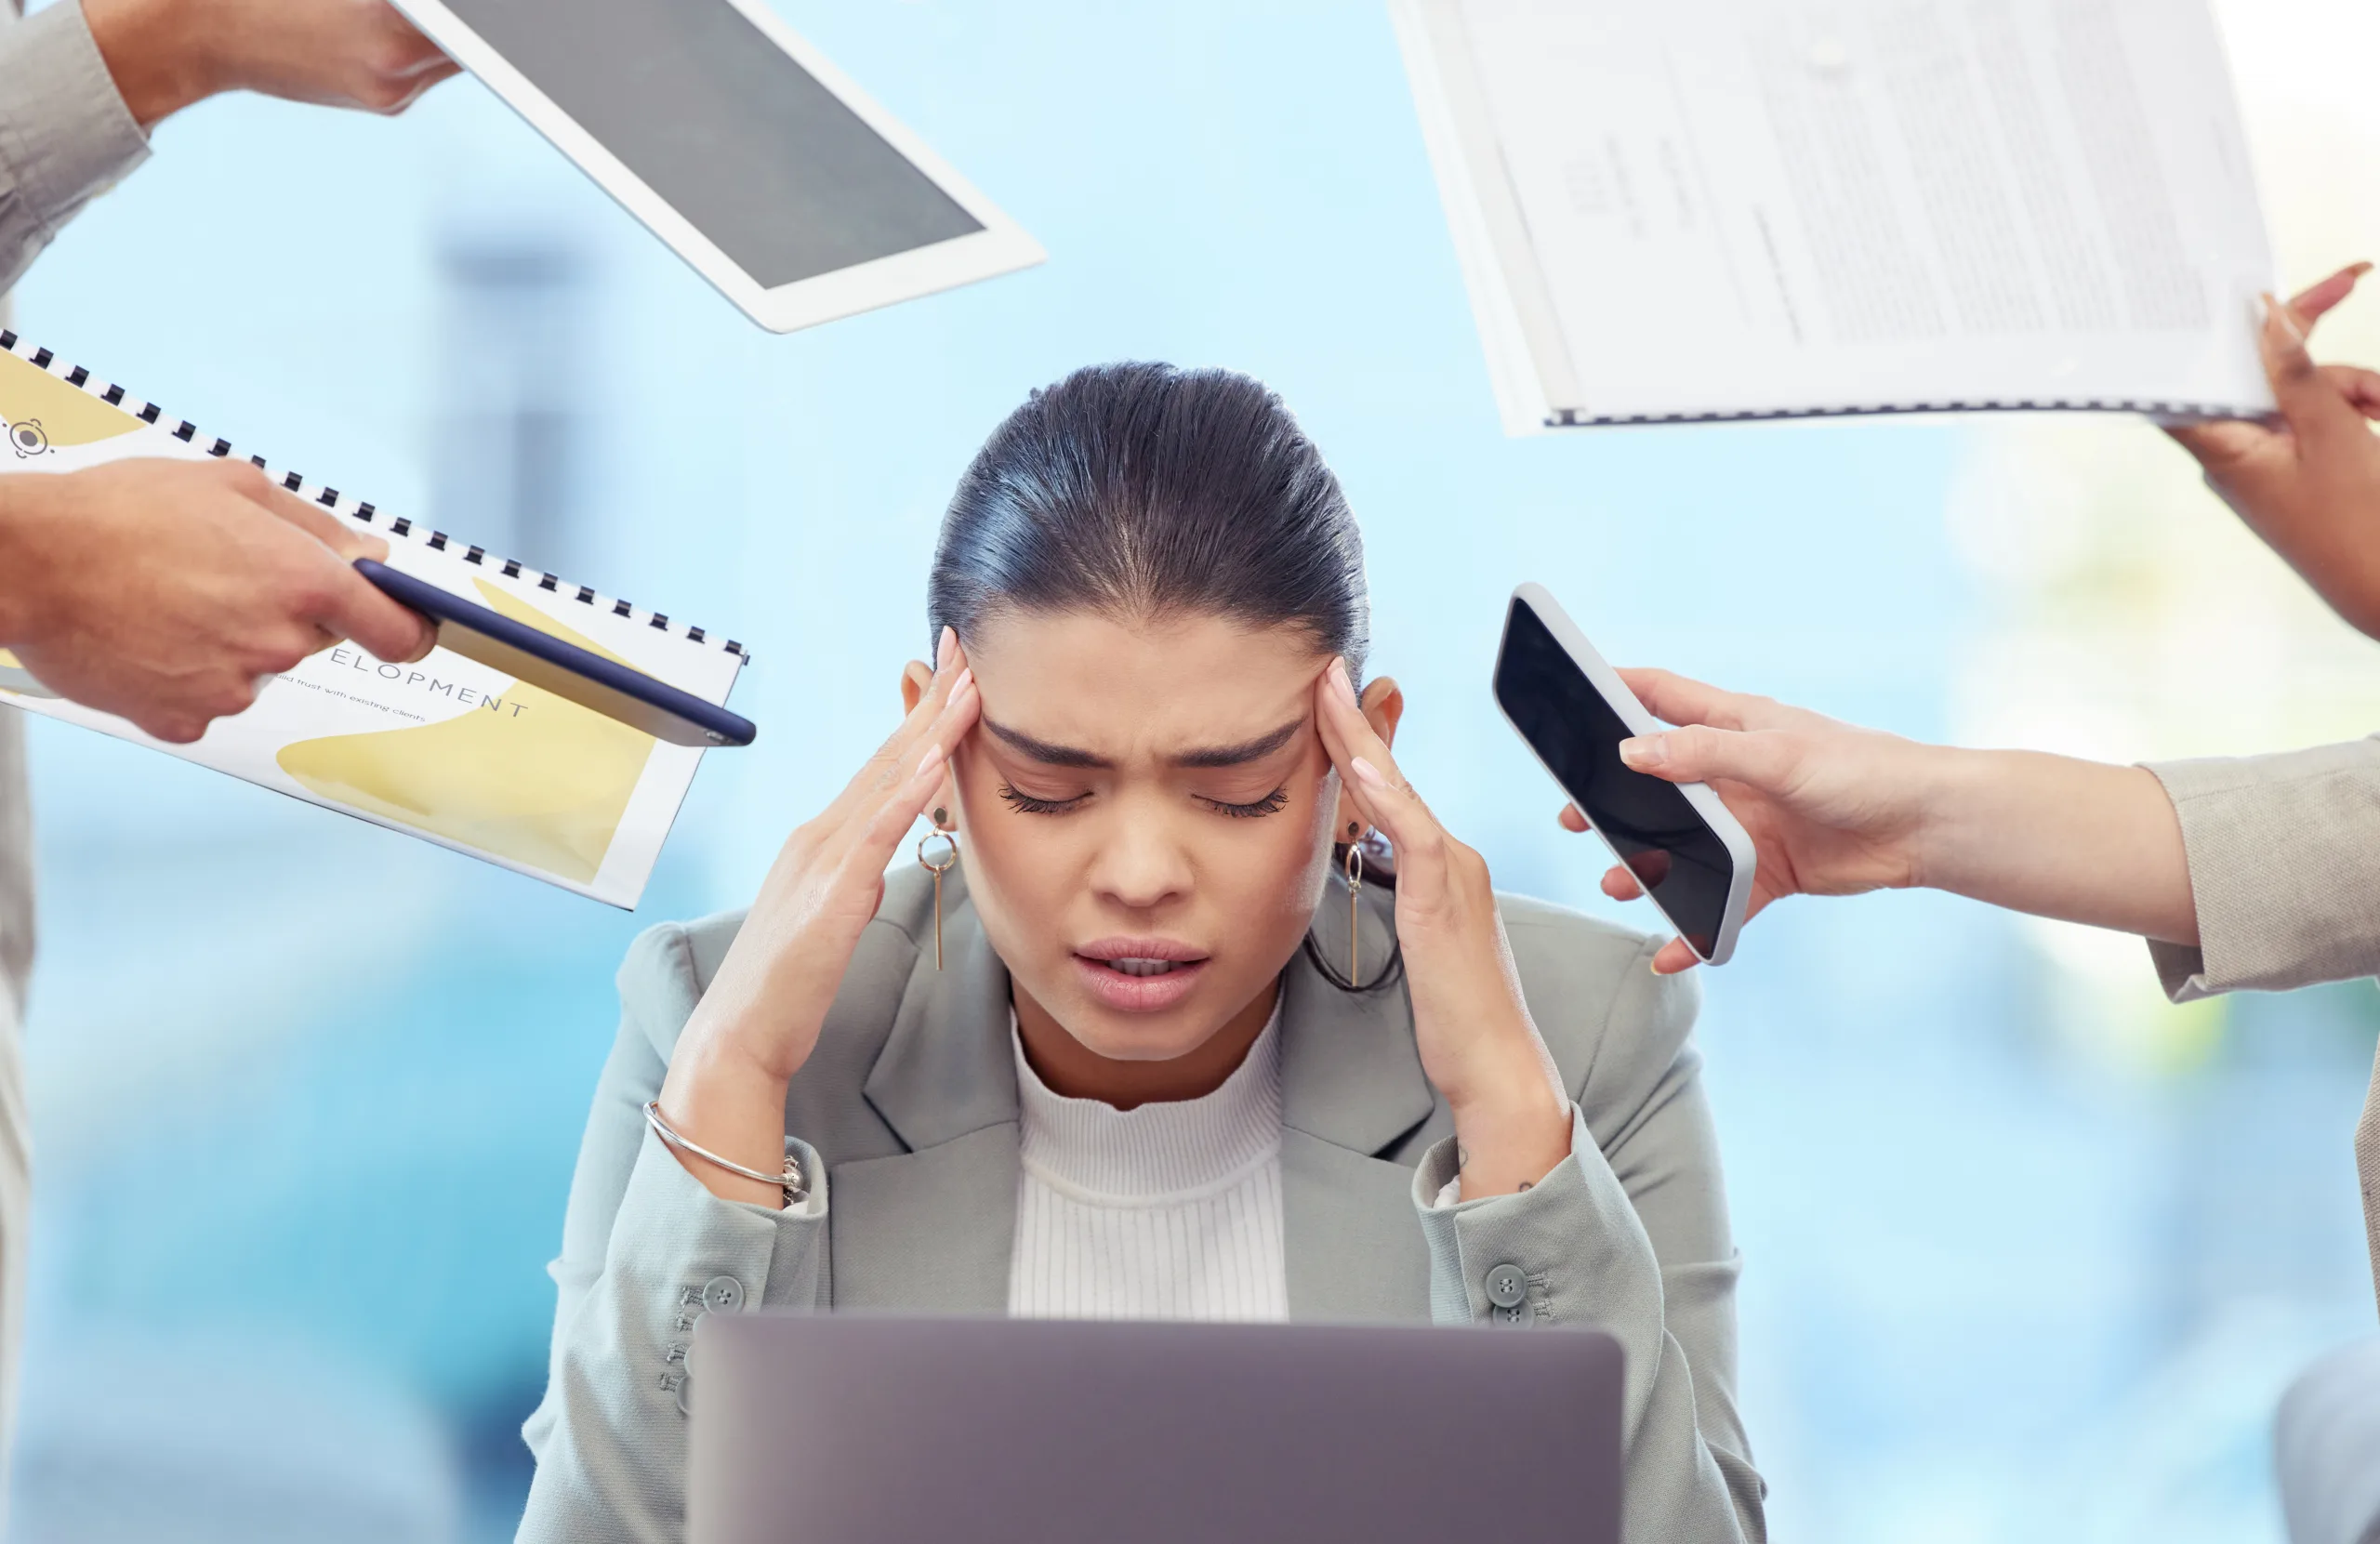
[0,335,750,906]
[0,456,436,743]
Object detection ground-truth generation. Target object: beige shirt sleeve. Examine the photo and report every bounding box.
[2141,738,2380,1308]
[0,0,150,297]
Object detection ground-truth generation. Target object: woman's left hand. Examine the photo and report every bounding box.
[1315,658,1572,1198]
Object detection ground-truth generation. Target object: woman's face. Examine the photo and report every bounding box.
[902,608,1399,1064]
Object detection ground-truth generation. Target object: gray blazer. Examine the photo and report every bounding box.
[0,0,147,1508]
[2145,743,2380,1544]
[2144,742,2380,1298]
[518,864,1764,1544]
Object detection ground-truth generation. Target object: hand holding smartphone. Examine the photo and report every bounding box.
[1492,584,1753,965]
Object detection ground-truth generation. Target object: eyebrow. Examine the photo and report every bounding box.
[981,717,1304,771]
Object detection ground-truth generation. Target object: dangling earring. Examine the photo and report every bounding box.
[1344,838,1364,985]
[917,809,959,970]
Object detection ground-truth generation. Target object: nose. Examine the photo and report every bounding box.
[1088,801,1193,913]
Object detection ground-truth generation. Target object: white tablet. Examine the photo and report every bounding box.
[393,0,1044,332]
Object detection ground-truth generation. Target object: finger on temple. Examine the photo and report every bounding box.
[1315,666,1400,794]
[2288,261,2372,326]
[1557,803,1589,833]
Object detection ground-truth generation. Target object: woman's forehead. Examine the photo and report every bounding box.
[964,610,1325,761]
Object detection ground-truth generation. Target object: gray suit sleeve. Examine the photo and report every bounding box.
[2139,740,2380,1305]
[1409,935,1762,1544]
[0,0,149,295]
[2140,738,2380,1001]
[517,923,832,1544]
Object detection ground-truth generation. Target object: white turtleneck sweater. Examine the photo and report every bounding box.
[1007,1005,1289,1322]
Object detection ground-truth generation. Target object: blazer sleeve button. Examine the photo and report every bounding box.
[702,1274,747,1313]
[1484,1263,1528,1310]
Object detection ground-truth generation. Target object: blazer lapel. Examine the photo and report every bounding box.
[1279,882,1438,1322]
[826,868,1442,1321]
[831,875,1020,1313]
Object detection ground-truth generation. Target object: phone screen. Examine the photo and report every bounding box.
[1494,597,1737,958]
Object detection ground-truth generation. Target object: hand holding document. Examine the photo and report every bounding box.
[1395,0,2278,430]
[0,337,747,907]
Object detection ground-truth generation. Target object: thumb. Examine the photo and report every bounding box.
[1620,723,1802,794]
[320,561,438,664]
[2259,292,2367,454]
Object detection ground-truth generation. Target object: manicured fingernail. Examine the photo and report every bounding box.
[1329,659,1358,707]
[937,627,958,670]
[1619,735,1667,770]
[946,667,973,701]
[913,744,945,780]
[1349,756,1388,788]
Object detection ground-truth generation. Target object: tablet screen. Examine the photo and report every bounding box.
[443,0,985,288]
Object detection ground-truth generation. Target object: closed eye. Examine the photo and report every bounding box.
[998,783,1090,816]
[1199,786,1289,819]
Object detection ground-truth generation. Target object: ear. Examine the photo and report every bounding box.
[1331,674,1406,844]
[899,658,961,831]
[1363,674,1405,750]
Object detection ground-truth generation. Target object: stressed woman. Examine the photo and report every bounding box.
[517,364,1764,1544]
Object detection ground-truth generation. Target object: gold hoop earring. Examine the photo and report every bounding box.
[1344,840,1364,984]
[917,823,959,970]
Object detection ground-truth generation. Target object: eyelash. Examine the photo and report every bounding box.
[1202,786,1290,819]
[993,784,1291,820]
[998,784,1089,816]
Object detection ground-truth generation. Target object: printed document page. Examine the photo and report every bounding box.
[1404,0,2275,427]
[0,340,744,908]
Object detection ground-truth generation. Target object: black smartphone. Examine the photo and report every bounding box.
[1492,584,1753,965]
[357,559,756,748]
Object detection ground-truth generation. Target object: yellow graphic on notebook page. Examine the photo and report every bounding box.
[277,582,658,883]
[0,350,141,453]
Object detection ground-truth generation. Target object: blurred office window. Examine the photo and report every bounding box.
[431,227,588,580]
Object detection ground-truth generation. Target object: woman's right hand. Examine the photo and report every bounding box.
[654,628,979,1203]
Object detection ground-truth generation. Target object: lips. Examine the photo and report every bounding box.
[1073,937,1210,1012]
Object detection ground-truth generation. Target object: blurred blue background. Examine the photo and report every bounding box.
[9,1,2379,1539]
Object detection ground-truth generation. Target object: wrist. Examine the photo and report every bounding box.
[1436,1023,1567,1125]
[82,0,219,127]
[1898,742,1993,894]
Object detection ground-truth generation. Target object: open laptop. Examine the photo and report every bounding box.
[689,1313,1622,1544]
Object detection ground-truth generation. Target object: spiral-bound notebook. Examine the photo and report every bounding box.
[0,336,746,908]
[1394,0,2278,433]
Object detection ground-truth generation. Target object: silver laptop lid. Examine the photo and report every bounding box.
[690,1313,1621,1544]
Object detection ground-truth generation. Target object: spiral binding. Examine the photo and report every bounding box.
[0,331,747,661]
[1548,395,2239,428]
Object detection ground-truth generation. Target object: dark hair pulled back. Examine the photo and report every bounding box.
[928,362,1368,676]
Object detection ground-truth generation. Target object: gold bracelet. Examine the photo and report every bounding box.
[642,1101,806,1207]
